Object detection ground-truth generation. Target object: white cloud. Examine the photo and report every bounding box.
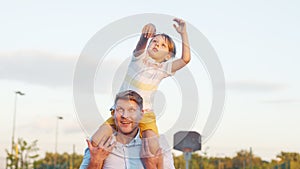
[259,99,300,104]
[227,80,287,92]
[0,50,125,94]
[0,50,75,87]
[18,114,84,136]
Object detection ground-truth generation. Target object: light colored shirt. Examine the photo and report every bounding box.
[80,131,175,169]
[119,52,173,111]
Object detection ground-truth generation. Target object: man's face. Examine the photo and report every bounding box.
[114,99,143,136]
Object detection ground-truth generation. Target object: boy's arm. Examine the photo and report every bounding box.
[171,18,191,73]
[133,23,156,57]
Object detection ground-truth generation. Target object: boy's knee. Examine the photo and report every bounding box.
[91,124,113,146]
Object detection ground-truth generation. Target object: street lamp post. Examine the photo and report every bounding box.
[10,91,25,162]
[54,116,63,168]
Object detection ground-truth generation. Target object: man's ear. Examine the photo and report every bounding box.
[141,109,145,115]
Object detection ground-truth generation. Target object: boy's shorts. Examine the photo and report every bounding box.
[105,110,158,137]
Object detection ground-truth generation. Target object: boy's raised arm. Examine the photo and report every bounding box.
[133,23,156,57]
[171,18,191,73]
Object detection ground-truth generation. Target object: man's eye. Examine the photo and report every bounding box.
[162,44,166,47]
[128,109,136,113]
[116,108,124,112]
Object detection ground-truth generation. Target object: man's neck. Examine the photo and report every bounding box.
[115,129,139,144]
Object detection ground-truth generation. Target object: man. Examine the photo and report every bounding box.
[80,90,175,169]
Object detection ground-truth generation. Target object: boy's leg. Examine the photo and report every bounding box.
[142,130,160,155]
[139,112,160,155]
[91,123,114,147]
[91,115,115,147]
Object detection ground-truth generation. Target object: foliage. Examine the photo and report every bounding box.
[275,152,300,169]
[6,139,300,169]
[5,138,39,169]
[34,152,83,169]
[173,150,300,169]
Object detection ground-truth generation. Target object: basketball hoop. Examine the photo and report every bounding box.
[174,131,201,169]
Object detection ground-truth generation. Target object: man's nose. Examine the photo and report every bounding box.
[121,111,130,118]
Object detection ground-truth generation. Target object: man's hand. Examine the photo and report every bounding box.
[86,136,116,169]
[142,23,156,39]
[173,18,187,35]
[141,138,163,169]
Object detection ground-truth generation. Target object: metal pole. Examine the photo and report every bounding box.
[9,91,24,169]
[250,147,253,169]
[184,152,191,169]
[72,144,75,169]
[54,116,63,168]
[55,118,58,155]
[186,159,189,169]
[11,93,18,158]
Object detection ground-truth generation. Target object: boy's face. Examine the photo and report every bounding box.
[114,99,143,136]
[147,35,171,63]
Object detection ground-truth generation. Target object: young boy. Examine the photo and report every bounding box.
[92,18,191,156]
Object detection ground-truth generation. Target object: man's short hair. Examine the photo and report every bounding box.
[114,90,143,110]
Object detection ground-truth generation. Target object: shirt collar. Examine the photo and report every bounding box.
[145,51,161,66]
[129,129,142,146]
[113,129,142,147]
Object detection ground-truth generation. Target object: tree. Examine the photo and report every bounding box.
[232,149,263,169]
[173,150,300,169]
[6,138,39,169]
[275,152,300,169]
[34,152,83,169]
[173,153,215,169]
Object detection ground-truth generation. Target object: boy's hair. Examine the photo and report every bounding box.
[114,90,143,110]
[151,33,176,58]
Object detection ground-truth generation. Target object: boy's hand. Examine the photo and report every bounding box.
[142,23,156,39]
[173,18,187,35]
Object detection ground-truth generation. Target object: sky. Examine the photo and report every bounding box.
[1,0,300,167]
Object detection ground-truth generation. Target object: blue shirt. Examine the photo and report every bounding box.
[80,131,175,169]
